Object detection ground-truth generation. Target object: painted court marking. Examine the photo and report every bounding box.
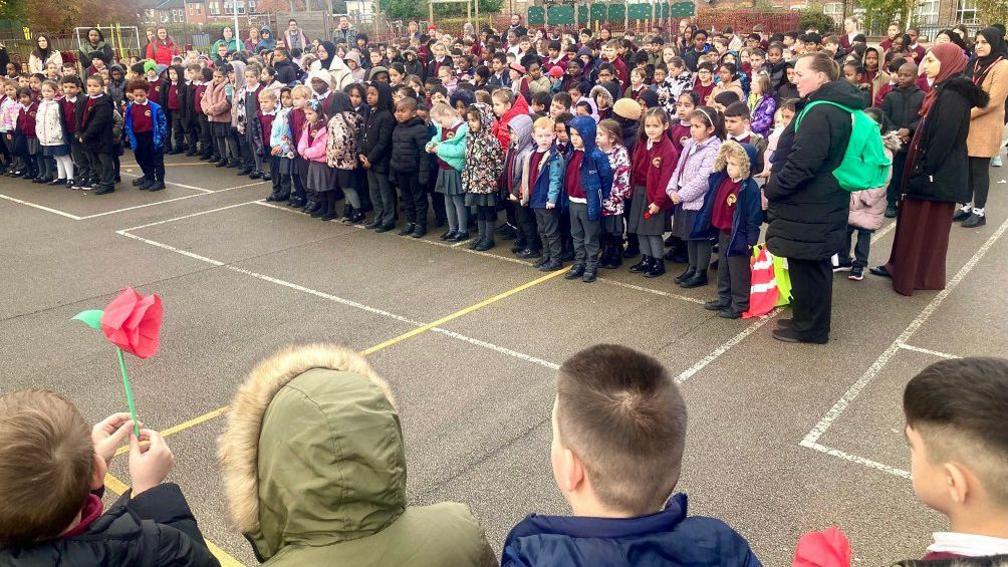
[799,215,1008,477]
[895,343,961,359]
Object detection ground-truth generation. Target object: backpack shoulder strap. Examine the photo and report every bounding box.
[794,99,854,131]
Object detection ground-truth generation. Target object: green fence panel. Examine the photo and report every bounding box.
[590,3,608,22]
[607,3,626,22]
[528,6,545,25]
[577,4,589,23]
[670,1,695,17]
[546,5,574,25]
[627,3,651,21]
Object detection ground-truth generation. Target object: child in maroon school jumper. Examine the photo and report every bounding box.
[15,87,39,179]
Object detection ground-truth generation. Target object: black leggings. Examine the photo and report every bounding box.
[967,156,991,209]
[477,205,496,221]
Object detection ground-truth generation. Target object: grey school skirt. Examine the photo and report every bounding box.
[435,168,464,195]
[627,185,670,235]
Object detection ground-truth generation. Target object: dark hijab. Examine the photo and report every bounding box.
[317,40,336,70]
[975,27,1007,70]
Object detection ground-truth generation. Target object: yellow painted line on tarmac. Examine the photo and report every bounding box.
[103,472,246,566]
[361,268,568,355]
[121,267,568,446]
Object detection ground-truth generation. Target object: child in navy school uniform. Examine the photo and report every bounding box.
[124,79,168,191]
[690,140,763,318]
[563,116,613,284]
[520,115,566,271]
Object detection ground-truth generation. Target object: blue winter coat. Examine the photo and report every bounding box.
[691,143,763,257]
[568,116,613,221]
[124,100,167,151]
[501,493,762,567]
[526,147,565,210]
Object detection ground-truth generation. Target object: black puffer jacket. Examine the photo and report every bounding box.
[765,80,864,261]
[0,484,219,567]
[75,94,116,154]
[359,82,395,174]
[389,116,431,182]
[905,76,988,204]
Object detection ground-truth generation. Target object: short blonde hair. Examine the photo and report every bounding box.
[491,88,514,104]
[291,84,312,99]
[0,391,94,545]
[533,116,555,131]
[258,88,277,102]
[429,101,455,119]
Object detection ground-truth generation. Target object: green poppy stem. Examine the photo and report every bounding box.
[116,348,140,437]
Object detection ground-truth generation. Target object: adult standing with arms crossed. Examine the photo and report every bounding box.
[871,44,988,295]
[954,27,1008,228]
[764,52,865,344]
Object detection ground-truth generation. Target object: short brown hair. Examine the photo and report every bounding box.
[491,87,514,104]
[904,357,1008,506]
[0,391,94,545]
[556,344,687,515]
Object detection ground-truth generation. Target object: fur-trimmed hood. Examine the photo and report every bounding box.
[217,344,405,563]
[939,75,990,109]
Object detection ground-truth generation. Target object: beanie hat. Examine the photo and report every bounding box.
[547,66,564,79]
[613,98,642,120]
[143,60,157,73]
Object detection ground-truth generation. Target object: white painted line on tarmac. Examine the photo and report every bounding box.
[118,201,263,232]
[675,308,783,384]
[117,204,561,371]
[896,343,961,359]
[119,171,214,193]
[599,278,706,305]
[871,221,896,243]
[0,193,83,220]
[804,442,911,479]
[801,215,1008,452]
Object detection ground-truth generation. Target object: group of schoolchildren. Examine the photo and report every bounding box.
[2,344,1007,565]
[0,20,948,317]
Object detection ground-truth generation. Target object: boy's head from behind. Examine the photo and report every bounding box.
[552,344,687,517]
[0,391,103,546]
[904,357,1008,524]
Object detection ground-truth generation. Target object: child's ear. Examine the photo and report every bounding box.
[91,453,107,491]
[943,462,970,505]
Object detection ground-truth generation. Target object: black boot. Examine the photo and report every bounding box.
[643,258,666,278]
[629,255,652,273]
[623,235,640,258]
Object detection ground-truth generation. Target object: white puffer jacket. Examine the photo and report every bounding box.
[35,99,66,147]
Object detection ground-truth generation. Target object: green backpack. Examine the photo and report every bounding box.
[794,100,891,193]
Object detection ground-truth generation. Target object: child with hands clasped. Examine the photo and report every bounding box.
[667,106,724,289]
[690,140,763,318]
[298,100,331,219]
[265,87,294,203]
[595,119,632,270]
[520,116,566,272]
[462,102,505,250]
[504,115,540,258]
[427,102,470,242]
[563,116,614,284]
[124,79,168,192]
[0,391,218,565]
[628,108,678,278]
[34,80,71,185]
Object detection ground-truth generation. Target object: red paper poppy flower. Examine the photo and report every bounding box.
[100,288,163,359]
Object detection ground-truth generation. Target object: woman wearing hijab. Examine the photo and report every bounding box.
[872,43,988,295]
[28,35,63,74]
[315,41,337,71]
[954,27,1008,228]
[78,28,114,69]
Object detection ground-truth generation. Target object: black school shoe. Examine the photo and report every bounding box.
[398,223,416,236]
[772,327,828,344]
[564,265,585,279]
[147,181,166,191]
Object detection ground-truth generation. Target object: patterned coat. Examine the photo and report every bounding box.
[601,144,631,216]
[461,102,504,195]
[325,111,361,170]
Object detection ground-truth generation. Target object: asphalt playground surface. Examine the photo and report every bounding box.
[1,151,1006,566]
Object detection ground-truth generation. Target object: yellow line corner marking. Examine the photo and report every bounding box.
[99,267,566,567]
[361,268,567,355]
[103,472,246,566]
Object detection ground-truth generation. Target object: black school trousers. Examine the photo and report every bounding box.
[788,257,833,343]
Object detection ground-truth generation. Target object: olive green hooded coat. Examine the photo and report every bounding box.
[217,345,497,566]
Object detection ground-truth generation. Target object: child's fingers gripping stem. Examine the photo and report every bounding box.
[129,429,175,497]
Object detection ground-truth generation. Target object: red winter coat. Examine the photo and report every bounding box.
[490,95,529,150]
[146,40,179,66]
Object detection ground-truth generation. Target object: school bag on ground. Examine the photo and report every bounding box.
[794,100,891,193]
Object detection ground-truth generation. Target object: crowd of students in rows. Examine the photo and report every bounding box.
[0,20,1004,311]
[1,345,1007,565]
